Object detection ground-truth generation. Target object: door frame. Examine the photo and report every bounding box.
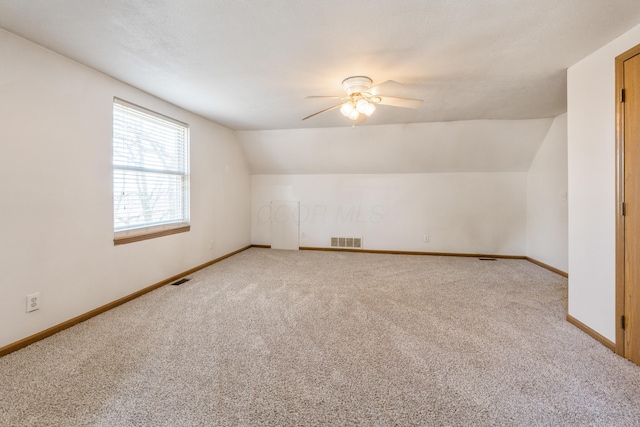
[615,43,640,357]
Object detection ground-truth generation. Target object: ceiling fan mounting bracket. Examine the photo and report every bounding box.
[342,76,373,96]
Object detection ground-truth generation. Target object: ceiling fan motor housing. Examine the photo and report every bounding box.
[342,76,373,95]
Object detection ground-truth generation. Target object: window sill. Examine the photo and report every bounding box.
[114,224,190,245]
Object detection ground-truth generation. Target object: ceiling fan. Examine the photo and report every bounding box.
[302,76,423,123]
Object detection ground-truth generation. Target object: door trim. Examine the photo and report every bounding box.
[615,43,640,357]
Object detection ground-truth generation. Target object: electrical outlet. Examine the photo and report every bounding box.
[26,292,40,313]
[209,240,214,250]
[424,234,430,243]
[300,231,307,238]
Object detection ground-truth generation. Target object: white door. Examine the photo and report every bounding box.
[270,201,299,250]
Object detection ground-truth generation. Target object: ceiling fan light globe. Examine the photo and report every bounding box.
[356,99,376,116]
[355,99,368,112]
[340,102,355,118]
[348,109,360,120]
[363,104,376,116]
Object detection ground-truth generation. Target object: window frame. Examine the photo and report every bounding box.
[112,97,190,245]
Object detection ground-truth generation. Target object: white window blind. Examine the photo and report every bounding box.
[113,98,190,234]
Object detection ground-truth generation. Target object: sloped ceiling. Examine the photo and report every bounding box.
[238,119,555,174]
[1,1,640,131]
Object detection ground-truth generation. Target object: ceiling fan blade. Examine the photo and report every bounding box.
[369,80,404,96]
[377,96,423,108]
[302,102,345,121]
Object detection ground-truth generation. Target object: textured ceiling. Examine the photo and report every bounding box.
[1,1,640,130]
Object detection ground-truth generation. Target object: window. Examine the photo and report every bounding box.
[113,98,190,244]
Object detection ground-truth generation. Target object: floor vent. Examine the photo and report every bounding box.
[479,258,497,261]
[170,278,190,286]
[331,237,362,248]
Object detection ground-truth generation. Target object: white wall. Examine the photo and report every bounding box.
[567,22,640,342]
[526,113,568,272]
[0,30,251,349]
[252,173,527,255]
[242,118,555,257]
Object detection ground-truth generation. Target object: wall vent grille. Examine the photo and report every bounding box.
[331,237,362,248]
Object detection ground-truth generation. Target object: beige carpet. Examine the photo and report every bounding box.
[1,248,640,426]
